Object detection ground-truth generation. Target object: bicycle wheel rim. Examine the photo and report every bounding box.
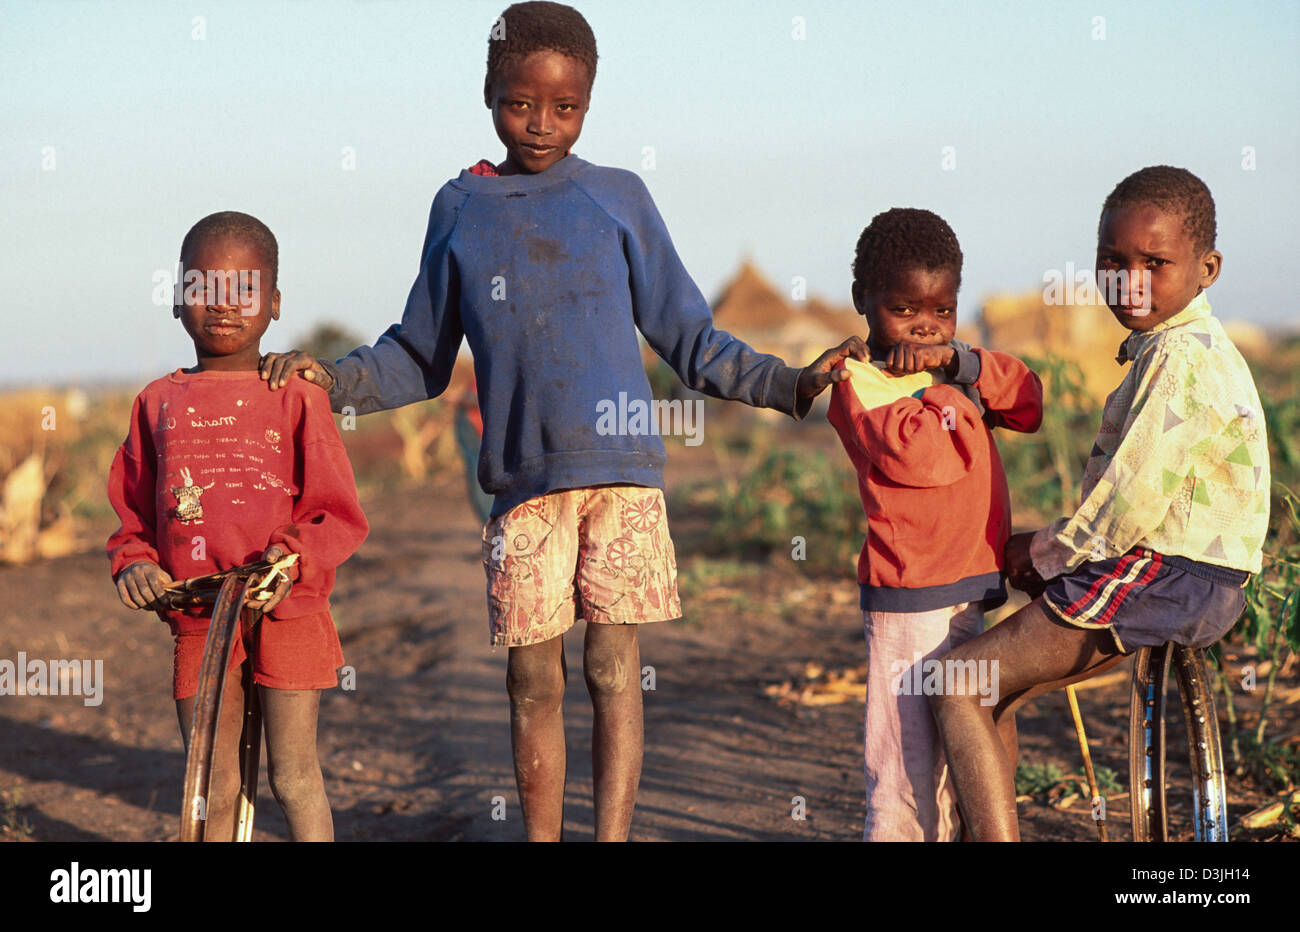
[179,574,251,842]
[1129,643,1172,842]
[234,624,262,842]
[1173,646,1229,842]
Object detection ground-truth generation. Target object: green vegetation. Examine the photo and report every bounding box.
[709,447,864,574]
[1015,760,1121,799]
[675,557,767,624]
[1235,734,1300,794]
[1,785,33,838]
[995,353,1097,521]
[1015,760,1067,796]
[1093,764,1123,796]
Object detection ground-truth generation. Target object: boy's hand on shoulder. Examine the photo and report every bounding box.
[249,544,294,613]
[795,336,869,415]
[883,341,956,376]
[115,561,173,610]
[258,350,334,392]
[1004,531,1047,597]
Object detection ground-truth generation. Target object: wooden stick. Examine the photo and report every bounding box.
[1066,669,1129,692]
[1066,684,1107,842]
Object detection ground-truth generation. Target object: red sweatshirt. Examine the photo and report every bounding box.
[107,369,369,631]
[827,346,1043,612]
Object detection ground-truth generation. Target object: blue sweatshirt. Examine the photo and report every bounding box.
[321,155,803,516]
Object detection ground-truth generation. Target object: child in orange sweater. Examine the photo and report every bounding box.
[826,208,1042,840]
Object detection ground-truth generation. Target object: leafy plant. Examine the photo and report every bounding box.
[1014,760,1119,800]
[1092,764,1122,796]
[1225,485,1300,751]
[709,447,863,574]
[1015,760,1067,796]
[1236,734,1300,795]
[995,353,1098,521]
[1,786,33,838]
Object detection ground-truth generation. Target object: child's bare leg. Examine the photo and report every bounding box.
[260,686,332,841]
[507,635,568,841]
[584,623,642,841]
[175,662,246,842]
[958,699,1017,843]
[930,599,1121,841]
[997,714,1019,772]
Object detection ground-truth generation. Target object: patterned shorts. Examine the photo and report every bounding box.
[1041,547,1248,653]
[481,485,682,647]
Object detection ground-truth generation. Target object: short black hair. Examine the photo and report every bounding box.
[484,2,598,107]
[180,211,279,289]
[852,208,963,301]
[1100,165,1217,256]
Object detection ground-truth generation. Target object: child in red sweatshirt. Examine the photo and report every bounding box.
[826,208,1042,841]
[107,211,368,841]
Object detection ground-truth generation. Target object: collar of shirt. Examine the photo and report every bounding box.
[468,152,575,178]
[1115,291,1213,364]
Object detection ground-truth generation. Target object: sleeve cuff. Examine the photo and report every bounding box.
[1029,521,1075,579]
[951,347,982,385]
[112,556,158,581]
[316,359,343,404]
[768,364,803,419]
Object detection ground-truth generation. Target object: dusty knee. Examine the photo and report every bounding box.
[583,645,631,697]
[507,659,566,710]
[267,759,320,807]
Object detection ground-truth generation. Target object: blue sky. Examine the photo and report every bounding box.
[3,0,1298,386]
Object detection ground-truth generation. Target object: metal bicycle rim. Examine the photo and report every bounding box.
[1172,647,1229,842]
[179,575,256,842]
[1129,644,1171,841]
[1129,643,1228,842]
[234,612,263,842]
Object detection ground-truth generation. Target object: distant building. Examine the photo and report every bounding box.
[979,290,1124,402]
[710,262,862,366]
[708,260,979,371]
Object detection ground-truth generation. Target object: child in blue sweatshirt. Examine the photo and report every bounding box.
[261,1,863,841]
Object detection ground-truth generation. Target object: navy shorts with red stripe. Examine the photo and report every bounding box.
[1040,547,1249,653]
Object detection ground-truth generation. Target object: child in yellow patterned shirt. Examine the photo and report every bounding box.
[928,165,1269,841]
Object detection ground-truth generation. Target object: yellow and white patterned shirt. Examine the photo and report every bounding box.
[1031,292,1270,577]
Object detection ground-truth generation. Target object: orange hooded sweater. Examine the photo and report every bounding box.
[827,344,1043,612]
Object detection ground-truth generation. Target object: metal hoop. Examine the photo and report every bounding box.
[179,574,263,842]
[1129,642,1228,842]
